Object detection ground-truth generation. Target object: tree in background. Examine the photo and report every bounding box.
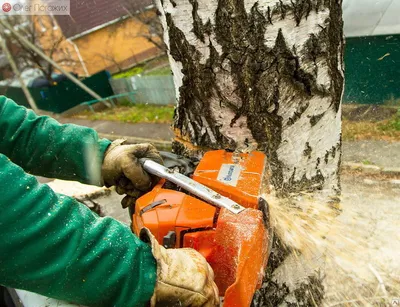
[123,3,167,54]
[94,49,126,74]
[154,0,344,304]
[0,15,77,84]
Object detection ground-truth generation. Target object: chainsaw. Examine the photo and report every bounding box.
[131,150,271,307]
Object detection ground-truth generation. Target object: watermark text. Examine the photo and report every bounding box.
[1,0,70,15]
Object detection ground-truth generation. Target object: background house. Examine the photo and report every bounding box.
[37,0,164,77]
[342,0,400,104]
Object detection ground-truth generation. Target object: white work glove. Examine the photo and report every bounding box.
[140,228,220,307]
[101,140,163,208]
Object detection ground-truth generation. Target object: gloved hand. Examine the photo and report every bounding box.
[140,228,219,307]
[101,140,163,208]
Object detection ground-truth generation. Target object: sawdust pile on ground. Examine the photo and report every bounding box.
[262,179,400,306]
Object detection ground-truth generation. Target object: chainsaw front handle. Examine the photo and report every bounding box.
[140,159,246,214]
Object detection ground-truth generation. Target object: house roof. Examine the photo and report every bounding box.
[343,0,400,37]
[55,0,153,39]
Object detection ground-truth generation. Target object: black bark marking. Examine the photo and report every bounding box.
[267,6,273,24]
[282,167,326,194]
[277,0,290,20]
[287,102,309,126]
[325,0,344,113]
[324,143,339,164]
[304,142,312,158]
[188,0,205,42]
[291,0,313,26]
[167,0,338,196]
[336,138,342,194]
[204,19,213,36]
[252,229,325,307]
[310,112,324,126]
[252,274,324,307]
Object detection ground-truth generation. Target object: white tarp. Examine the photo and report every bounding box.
[343,0,400,37]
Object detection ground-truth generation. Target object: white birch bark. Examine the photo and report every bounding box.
[155,0,344,304]
[155,0,344,198]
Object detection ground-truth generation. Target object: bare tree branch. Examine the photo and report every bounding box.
[122,3,167,53]
[94,50,124,73]
[0,15,77,83]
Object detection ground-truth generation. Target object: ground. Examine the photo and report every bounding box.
[70,103,400,142]
[72,103,174,124]
[46,168,400,307]
[343,140,400,169]
[342,105,400,141]
[112,55,172,79]
[325,173,400,306]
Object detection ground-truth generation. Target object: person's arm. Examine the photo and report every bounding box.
[0,96,110,185]
[0,153,156,306]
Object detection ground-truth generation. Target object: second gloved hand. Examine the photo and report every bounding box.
[101,140,163,207]
[140,228,219,307]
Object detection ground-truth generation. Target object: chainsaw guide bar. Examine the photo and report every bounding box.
[142,159,246,214]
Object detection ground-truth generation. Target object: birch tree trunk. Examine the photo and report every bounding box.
[154,0,344,304]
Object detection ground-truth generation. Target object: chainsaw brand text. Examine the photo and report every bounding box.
[223,165,236,182]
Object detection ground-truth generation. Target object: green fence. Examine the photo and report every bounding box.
[0,71,114,113]
[110,75,176,105]
[344,34,400,105]
[111,35,400,107]
[4,35,396,112]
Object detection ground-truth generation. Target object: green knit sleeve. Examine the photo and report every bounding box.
[0,153,157,306]
[0,96,111,185]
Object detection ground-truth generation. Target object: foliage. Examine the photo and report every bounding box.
[378,111,400,131]
[74,103,174,124]
[383,96,400,106]
[112,55,171,79]
[342,105,400,141]
[145,66,172,76]
[0,15,77,83]
[113,66,144,79]
[342,118,400,141]
[125,7,166,53]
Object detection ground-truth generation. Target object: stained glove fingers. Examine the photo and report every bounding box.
[128,143,164,165]
[121,195,138,209]
[116,177,136,194]
[141,231,219,307]
[115,185,127,195]
[102,141,163,191]
[124,189,142,198]
[126,143,163,190]
[118,177,134,190]
[122,157,153,191]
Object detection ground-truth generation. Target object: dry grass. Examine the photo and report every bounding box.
[342,104,400,141]
[73,104,174,124]
[342,119,400,141]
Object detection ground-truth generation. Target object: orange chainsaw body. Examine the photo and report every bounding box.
[132,150,270,307]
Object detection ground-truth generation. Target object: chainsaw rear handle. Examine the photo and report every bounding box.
[139,158,245,214]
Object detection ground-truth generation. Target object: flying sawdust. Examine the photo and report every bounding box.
[261,180,400,306]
